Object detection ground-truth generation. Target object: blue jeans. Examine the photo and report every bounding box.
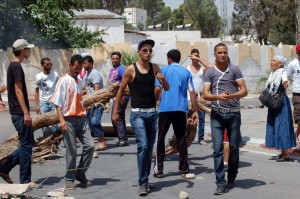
[0,115,34,183]
[64,116,94,181]
[87,105,104,137]
[111,99,129,141]
[210,111,241,187]
[130,111,157,186]
[197,110,205,141]
[40,102,58,133]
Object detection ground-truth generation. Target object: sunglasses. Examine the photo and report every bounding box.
[141,48,153,53]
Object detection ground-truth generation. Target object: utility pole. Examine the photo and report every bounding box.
[220,0,228,41]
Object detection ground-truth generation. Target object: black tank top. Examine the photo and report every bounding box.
[128,62,156,108]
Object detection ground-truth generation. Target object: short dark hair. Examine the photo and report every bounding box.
[41,57,50,65]
[167,49,181,63]
[191,49,199,54]
[83,55,94,65]
[13,50,21,57]
[70,54,84,65]
[214,43,228,52]
[111,51,121,59]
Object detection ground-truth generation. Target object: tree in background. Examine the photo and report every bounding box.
[231,0,296,45]
[0,0,104,49]
[183,0,222,37]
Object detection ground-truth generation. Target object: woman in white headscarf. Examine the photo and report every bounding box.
[265,55,296,162]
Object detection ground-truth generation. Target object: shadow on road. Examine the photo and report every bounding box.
[235,178,267,189]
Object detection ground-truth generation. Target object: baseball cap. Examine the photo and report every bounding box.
[138,39,155,50]
[296,44,300,52]
[12,39,34,51]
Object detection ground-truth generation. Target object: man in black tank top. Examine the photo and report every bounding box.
[112,39,169,196]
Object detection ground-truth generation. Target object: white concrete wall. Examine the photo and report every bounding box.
[74,18,125,45]
[124,33,147,44]
[141,31,202,44]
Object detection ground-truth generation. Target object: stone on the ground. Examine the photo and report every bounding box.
[0,183,28,196]
[179,191,189,199]
[184,173,195,179]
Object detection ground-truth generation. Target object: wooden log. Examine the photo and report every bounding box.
[0,84,127,164]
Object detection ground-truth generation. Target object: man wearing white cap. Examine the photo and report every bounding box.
[0,39,36,187]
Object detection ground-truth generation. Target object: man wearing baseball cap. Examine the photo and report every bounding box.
[112,39,169,196]
[0,39,36,187]
[287,44,300,146]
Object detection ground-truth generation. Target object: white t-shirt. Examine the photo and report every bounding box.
[35,71,59,103]
[187,65,204,95]
[50,74,86,117]
[287,58,300,93]
[83,69,103,94]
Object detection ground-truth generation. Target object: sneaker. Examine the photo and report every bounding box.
[116,140,129,147]
[0,172,13,184]
[75,175,92,187]
[214,186,227,195]
[198,140,208,146]
[227,181,235,189]
[139,184,148,196]
[147,183,157,191]
[65,181,76,190]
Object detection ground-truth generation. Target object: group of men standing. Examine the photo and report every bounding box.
[0,38,247,196]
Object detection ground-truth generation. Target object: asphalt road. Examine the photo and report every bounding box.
[1,97,300,198]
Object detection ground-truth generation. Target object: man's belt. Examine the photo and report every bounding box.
[131,108,156,113]
[211,106,240,113]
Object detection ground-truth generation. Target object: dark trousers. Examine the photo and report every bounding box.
[111,99,129,141]
[154,111,189,174]
[210,111,241,187]
[0,115,34,183]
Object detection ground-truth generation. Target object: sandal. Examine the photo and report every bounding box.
[276,157,291,162]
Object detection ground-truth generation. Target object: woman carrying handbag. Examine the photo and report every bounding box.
[264,55,296,162]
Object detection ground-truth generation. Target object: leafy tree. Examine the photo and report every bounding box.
[83,0,128,15]
[0,0,104,49]
[231,0,297,45]
[183,0,222,37]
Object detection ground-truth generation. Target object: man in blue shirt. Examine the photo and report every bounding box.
[153,49,198,178]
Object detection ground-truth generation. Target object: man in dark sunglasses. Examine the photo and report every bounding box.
[112,39,169,196]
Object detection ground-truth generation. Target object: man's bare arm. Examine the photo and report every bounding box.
[153,64,169,91]
[15,81,32,126]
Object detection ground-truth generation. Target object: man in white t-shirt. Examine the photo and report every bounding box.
[82,55,107,151]
[35,58,59,134]
[187,49,212,145]
[287,44,300,145]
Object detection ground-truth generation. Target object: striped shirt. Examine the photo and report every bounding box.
[50,74,86,117]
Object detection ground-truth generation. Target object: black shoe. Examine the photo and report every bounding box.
[153,172,163,178]
[227,181,235,189]
[75,175,92,187]
[116,140,129,147]
[139,184,148,196]
[214,186,227,195]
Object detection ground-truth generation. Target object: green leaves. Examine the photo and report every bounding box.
[0,0,103,49]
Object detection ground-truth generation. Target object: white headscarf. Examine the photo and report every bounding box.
[266,55,287,93]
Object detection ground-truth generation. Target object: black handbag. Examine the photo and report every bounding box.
[259,85,284,110]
